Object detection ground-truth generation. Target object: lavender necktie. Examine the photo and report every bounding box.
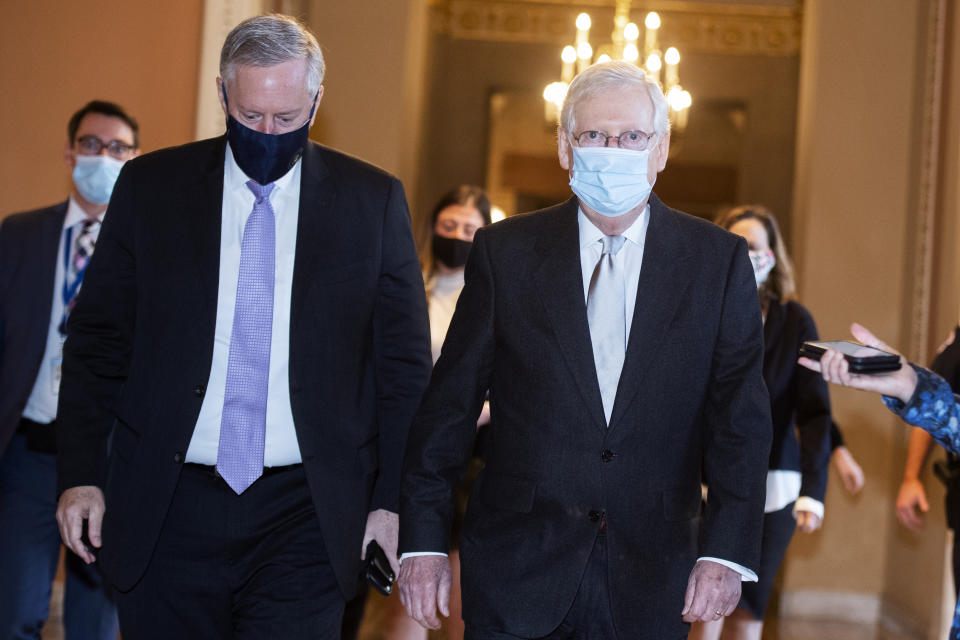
[217,180,276,494]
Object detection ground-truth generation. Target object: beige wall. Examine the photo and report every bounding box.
[0,1,204,218]
[786,0,958,633]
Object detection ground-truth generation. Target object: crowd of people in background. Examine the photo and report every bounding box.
[1,11,958,640]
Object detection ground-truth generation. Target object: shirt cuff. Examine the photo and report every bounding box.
[696,557,758,582]
[794,497,824,520]
[399,551,448,564]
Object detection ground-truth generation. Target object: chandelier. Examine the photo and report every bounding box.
[543,1,692,130]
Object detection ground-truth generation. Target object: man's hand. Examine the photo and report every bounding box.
[796,510,822,533]
[361,509,400,576]
[56,486,105,564]
[896,478,929,530]
[398,554,451,630]
[681,560,741,623]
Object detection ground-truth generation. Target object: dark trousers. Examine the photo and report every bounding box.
[465,532,623,640]
[116,463,344,639]
[0,432,118,640]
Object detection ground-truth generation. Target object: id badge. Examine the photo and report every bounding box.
[51,339,65,395]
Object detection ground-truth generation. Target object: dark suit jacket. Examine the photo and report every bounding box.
[0,201,68,455]
[762,300,832,502]
[55,136,432,596]
[400,195,772,638]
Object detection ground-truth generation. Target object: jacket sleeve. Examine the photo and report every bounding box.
[792,303,833,502]
[699,236,773,572]
[370,177,433,513]
[56,164,138,494]
[399,226,495,553]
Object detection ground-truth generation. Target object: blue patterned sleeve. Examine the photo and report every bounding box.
[882,364,960,456]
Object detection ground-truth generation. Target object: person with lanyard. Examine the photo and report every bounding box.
[0,99,138,639]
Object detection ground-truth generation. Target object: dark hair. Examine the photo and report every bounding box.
[715,204,796,305]
[430,185,492,228]
[67,100,140,148]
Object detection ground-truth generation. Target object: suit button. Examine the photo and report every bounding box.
[194,385,205,398]
[173,452,183,464]
[601,449,614,462]
[588,510,601,522]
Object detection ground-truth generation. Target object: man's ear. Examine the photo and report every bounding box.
[216,77,228,116]
[558,129,572,171]
[64,137,75,169]
[655,130,670,172]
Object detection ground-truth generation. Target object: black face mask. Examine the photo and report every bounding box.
[223,89,318,185]
[432,234,473,269]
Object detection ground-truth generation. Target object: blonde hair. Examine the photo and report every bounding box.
[715,205,796,306]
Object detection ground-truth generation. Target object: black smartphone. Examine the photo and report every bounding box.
[799,340,901,374]
[362,540,396,596]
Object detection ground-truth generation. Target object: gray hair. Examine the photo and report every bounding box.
[220,14,324,97]
[560,61,670,137]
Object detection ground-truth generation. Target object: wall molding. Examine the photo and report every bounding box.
[431,0,802,56]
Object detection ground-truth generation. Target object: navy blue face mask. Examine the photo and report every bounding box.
[223,88,318,185]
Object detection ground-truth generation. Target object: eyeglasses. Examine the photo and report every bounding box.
[75,135,136,159]
[572,129,657,152]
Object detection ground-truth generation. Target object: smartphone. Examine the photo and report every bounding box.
[799,340,901,374]
[362,540,396,596]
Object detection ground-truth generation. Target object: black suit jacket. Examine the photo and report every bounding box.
[0,201,68,455]
[55,136,432,595]
[400,195,772,638]
[762,300,832,502]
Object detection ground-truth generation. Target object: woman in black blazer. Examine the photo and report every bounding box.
[690,206,833,640]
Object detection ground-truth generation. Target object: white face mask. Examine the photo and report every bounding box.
[569,146,653,217]
[749,249,776,286]
[72,155,125,205]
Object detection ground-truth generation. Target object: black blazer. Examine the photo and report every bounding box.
[0,201,68,454]
[55,137,432,595]
[400,195,772,638]
[762,300,832,502]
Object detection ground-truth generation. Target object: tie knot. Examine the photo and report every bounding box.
[601,235,626,256]
[246,180,275,203]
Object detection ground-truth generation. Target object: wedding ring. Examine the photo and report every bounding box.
[714,610,723,617]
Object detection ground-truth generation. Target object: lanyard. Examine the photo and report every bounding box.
[59,225,89,335]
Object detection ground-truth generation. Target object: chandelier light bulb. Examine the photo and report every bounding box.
[543,81,568,106]
[665,47,680,65]
[645,12,661,30]
[561,46,577,64]
[576,13,591,31]
[596,54,612,64]
[645,53,662,72]
[623,44,639,62]
[577,42,593,60]
[624,22,640,41]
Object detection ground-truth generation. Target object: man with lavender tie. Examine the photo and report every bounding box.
[53,15,431,638]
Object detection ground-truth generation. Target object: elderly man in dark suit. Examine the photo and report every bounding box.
[398,61,772,640]
[0,100,136,639]
[54,14,431,639]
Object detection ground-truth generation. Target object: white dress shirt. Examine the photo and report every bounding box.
[185,145,302,466]
[22,197,104,424]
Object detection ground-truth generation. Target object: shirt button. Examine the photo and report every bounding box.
[173,452,184,464]
[601,449,614,462]
[588,510,602,522]
[194,385,205,398]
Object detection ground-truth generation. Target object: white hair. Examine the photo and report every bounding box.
[220,14,324,97]
[560,61,670,137]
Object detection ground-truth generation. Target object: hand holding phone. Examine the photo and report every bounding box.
[799,340,901,374]
[362,540,396,596]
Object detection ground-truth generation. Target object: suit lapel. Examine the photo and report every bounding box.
[532,198,608,432]
[35,202,68,328]
[187,137,228,326]
[289,141,334,340]
[608,195,694,430]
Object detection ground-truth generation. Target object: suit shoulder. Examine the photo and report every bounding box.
[312,143,398,188]
[1,201,67,233]
[480,200,573,239]
[123,137,223,174]
[658,201,739,245]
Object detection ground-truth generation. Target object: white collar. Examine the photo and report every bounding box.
[577,204,649,249]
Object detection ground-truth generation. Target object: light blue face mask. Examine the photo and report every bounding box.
[569,145,653,217]
[72,155,125,205]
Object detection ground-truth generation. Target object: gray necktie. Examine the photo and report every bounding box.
[587,235,627,425]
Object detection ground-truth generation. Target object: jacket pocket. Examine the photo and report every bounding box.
[481,473,537,513]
